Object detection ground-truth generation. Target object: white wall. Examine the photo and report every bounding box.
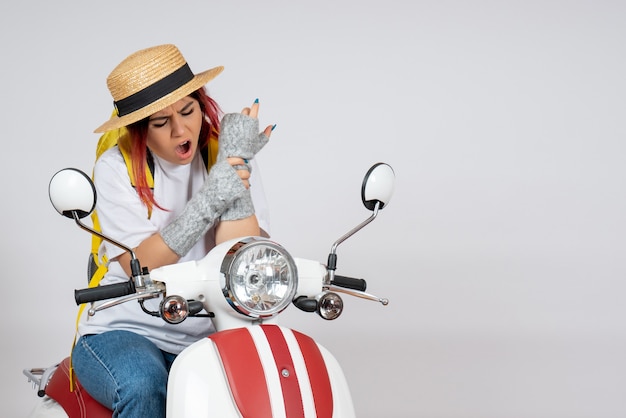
[3,1,625,417]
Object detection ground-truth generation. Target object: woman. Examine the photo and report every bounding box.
[71,44,273,417]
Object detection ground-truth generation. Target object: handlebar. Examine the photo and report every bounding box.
[75,280,136,305]
[331,275,367,292]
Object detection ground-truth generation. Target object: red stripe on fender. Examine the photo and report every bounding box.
[293,329,334,418]
[262,325,305,418]
[209,329,273,418]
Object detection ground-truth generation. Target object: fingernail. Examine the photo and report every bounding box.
[244,159,249,163]
[271,124,277,131]
[254,98,259,104]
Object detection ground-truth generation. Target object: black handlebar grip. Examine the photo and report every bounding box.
[331,275,367,292]
[74,281,135,305]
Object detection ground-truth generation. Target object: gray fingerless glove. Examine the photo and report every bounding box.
[218,112,269,222]
[161,160,247,256]
[217,113,269,163]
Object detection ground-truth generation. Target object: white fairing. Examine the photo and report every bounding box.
[317,345,356,418]
[167,338,241,418]
[167,327,355,418]
[293,257,328,298]
[166,338,240,417]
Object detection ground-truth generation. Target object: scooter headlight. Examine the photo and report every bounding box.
[221,238,298,318]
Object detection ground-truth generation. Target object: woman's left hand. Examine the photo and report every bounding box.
[241,98,274,138]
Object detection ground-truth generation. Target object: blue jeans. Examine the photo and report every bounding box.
[71,330,177,418]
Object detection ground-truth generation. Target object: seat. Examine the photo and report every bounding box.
[45,357,112,418]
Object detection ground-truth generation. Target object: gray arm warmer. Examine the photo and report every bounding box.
[160,112,269,256]
[161,160,247,256]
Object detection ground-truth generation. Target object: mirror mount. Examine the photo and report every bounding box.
[326,202,381,284]
[69,210,143,278]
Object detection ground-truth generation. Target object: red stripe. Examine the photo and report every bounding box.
[262,325,305,418]
[293,329,334,418]
[209,329,273,418]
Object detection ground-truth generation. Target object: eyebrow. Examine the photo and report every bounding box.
[149,101,195,122]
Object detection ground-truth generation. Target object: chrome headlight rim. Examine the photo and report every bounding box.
[221,237,298,319]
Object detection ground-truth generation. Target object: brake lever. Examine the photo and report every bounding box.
[88,288,163,316]
[324,285,389,305]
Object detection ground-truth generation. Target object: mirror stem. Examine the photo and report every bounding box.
[326,201,380,283]
[71,211,142,278]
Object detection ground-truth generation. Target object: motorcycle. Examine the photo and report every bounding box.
[24,162,395,418]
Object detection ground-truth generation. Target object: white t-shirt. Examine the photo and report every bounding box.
[78,147,270,354]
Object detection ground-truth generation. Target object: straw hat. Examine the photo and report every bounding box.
[94,44,223,133]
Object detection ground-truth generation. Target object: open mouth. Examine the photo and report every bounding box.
[176,140,191,156]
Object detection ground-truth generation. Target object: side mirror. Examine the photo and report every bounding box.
[48,167,138,267]
[361,162,395,211]
[49,168,96,219]
[327,162,395,274]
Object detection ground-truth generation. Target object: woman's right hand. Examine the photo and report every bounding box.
[227,157,252,188]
